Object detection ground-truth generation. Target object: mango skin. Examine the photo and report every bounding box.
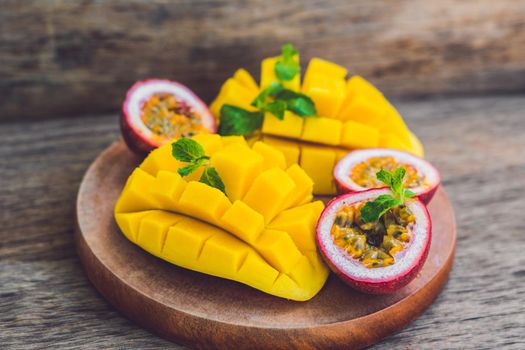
[210,59,425,195]
[114,134,328,301]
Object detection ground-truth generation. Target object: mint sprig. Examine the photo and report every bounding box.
[171,139,226,194]
[218,105,264,136]
[251,82,317,120]
[275,43,300,81]
[360,168,416,223]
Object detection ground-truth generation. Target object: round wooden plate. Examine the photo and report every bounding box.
[75,140,456,350]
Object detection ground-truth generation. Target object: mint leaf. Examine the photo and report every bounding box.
[261,100,287,120]
[376,169,394,188]
[392,167,406,194]
[200,167,225,193]
[360,195,400,223]
[275,43,300,81]
[177,157,207,177]
[252,82,284,108]
[276,90,316,117]
[172,138,205,162]
[282,43,298,60]
[218,105,264,136]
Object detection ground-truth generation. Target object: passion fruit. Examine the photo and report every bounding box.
[121,79,216,153]
[316,188,432,294]
[334,148,440,204]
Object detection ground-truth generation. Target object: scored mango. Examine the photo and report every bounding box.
[210,56,425,195]
[114,134,328,301]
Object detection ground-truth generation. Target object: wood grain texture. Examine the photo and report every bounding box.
[1,95,525,349]
[2,0,525,121]
[74,140,454,349]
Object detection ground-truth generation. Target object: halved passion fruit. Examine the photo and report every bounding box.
[316,188,432,294]
[121,79,216,153]
[334,149,440,204]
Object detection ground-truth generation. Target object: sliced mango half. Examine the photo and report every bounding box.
[210,56,425,195]
[114,134,328,301]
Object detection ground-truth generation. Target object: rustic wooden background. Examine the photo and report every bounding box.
[1,0,525,121]
[1,0,525,349]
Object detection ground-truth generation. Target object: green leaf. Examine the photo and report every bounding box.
[218,105,264,136]
[376,169,394,188]
[177,157,207,177]
[261,100,287,120]
[404,189,416,198]
[171,138,205,162]
[200,167,226,193]
[360,195,401,223]
[251,82,284,108]
[275,44,300,81]
[392,167,406,194]
[275,90,317,117]
[281,43,298,60]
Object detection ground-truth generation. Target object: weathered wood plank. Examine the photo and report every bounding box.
[1,0,525,121]
[1,95,525,348]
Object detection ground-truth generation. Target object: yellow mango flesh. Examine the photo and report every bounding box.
[233,68,259,93]
[209,57,424,195]
[114,134,328,301]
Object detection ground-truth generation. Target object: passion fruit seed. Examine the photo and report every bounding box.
[351,156,425,189]
[141,94,208,141]
[330,201,416,268]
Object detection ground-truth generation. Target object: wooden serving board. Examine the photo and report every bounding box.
[75,140,456,350]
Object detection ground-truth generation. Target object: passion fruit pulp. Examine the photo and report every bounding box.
[121,79,216,153]
[334,148,440,204]
[316,188,432,294]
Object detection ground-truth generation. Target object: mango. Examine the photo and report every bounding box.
[233,68,259,93]
[301,117,343,146]
[262,111,304,139]
[114,134,329,301]
[209,56,425,195]
[261,56,300,91]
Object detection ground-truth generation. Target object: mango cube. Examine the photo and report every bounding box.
[302,58,348,90]
[283,164,314,209]
[269,201,324,252]
[302,75,346,118]
[209,78,258,118]
[150,170,187,211]
[237,252,280,290]
[261,136,300,167]
[115,210,156,243]
[211,143,263,202]
[137,210,182,256]
[220,200,265,244]
[243,168,296,223]
[343,75,384,105]
[192,133,223,156]
[301,117,343,146]
[341,121,380,149]
[114,168,160,213]
[162,218,219,264]
[299,144,337,195]
[256,229,303,273]
[178,181,232,226]
[221,135,247,147]
[262,111,304,139]
[252,141,287,170]
[139,142,182,176]
[233,68,259,93]
[199,232,251,278]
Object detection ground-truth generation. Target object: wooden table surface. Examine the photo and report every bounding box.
[1,95,524,349]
